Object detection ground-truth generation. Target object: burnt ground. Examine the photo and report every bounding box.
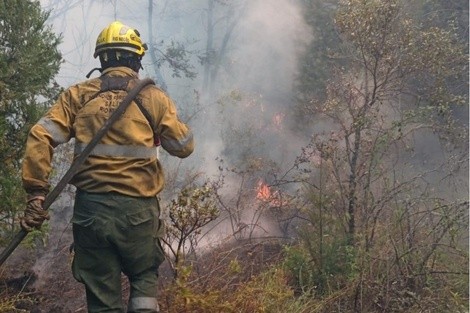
[1,237,286,313]
[0,194,287,312]
[0,196,87,313]
[1,239,285,312]
[0,244,86,313]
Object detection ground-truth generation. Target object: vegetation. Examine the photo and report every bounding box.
[0,0,62,245]
[160,1,468,312]
[0,0,467,312]
[283,0,468,311]
[162,183,220,279]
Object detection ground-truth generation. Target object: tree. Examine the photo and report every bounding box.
[296,0,341,103]
[0,0,62,243]
[286,0,468,310]
[297,0,468,245]
[332,0,467,243]
[201,0,247,97]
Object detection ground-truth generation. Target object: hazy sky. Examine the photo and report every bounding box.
[39,1,310,93]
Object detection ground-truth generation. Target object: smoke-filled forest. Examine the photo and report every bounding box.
[0,0,468,312]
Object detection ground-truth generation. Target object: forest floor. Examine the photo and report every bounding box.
[1,237,285,312]
[0,198,285,313]
[0,200,86,312]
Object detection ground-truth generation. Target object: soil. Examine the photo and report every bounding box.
[0,197,87,313]
[1,194,286,312]
[1,238,285,312]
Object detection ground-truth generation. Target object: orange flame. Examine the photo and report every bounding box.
[257,180,272,201]
[256,180,287,207]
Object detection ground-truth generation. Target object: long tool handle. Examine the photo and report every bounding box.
[0,78,155,266]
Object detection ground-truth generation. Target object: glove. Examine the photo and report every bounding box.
[20,195,50,232]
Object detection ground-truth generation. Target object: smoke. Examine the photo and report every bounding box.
[32,1,468,298]
[35,0,313,255]
[39,0,312,170]
[231,1,311,96]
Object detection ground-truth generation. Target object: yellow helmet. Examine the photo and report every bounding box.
[93,21,147,58]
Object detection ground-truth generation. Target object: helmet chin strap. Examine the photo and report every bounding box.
[86,67,103,79]
[85,59,142,79]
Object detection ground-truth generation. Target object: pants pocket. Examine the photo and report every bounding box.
[71,214,107,249]
[125,209,154,242]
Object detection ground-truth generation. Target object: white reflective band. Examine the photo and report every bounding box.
[127,297,159,312]
[161,131,193,152]
[37,117,69,144]
[74,142,158,159]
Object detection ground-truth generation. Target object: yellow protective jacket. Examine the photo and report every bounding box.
[22,67,194,197]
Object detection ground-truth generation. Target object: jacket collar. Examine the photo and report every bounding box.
[101,66,139,79]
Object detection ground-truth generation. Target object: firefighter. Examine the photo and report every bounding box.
[20,21,194,312]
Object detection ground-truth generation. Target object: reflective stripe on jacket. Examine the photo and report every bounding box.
[22,67,194,197]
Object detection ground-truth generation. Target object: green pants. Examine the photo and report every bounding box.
[71,189,165,313]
